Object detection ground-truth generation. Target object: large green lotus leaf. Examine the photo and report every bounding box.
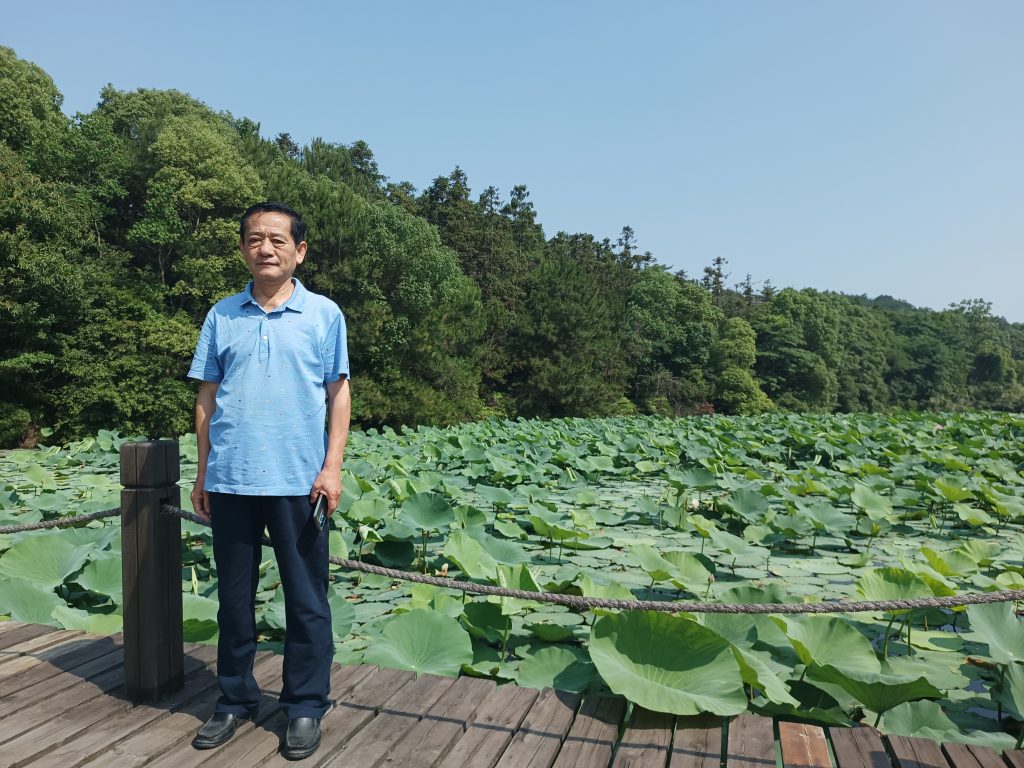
[363,609,472,677]
[55,525,120,550]
[0,535,90,587]
[855,567,933,613]
[403,583,465,619]
[808,664,941,715]
[957,541,1001,567]
[589,611,747,715]
[453,505,487,532]
[629,543,675,582]
[444,531,498,580]
[52,605,122,635]
[328,588,356,638]
[24,463,57,489]
[475,485,515,506]
[880,700,1016,750]
[726,488,770,522]
[729,644,799,707]
[885,656,967,691]
[799,501,856,534]
[662,551,713,592]
[920,547,976,578]
[496,564,541,616]
[933,478,973,503]
[462,600,507,643]
[346,495,390,524]
[515,646,596,692]
[493,519,527,540]
[776,616,880,676]
[560,535,610,551]
[992,661,1024,720]
[0,578,65,623]
[76,555,122,599]
[402,492,454,531]
[851,484,892,521]
[966,602,1024,665]
[578,573,634,602]
[667,467,718,491]
[995,571,1024,590]
[474,532,530,565]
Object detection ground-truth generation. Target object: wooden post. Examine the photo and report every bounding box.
[120,439,184,703]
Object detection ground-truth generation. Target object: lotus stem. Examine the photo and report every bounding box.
[882,615,896,658]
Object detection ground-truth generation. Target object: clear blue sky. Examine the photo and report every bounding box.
[5,1,1023,322]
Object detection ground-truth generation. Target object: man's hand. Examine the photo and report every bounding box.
[191,479,211,524]
[310,469,342,515]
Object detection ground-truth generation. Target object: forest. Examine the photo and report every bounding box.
[1,45,1022,447]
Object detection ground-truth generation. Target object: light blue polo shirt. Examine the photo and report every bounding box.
[188,278,349,495]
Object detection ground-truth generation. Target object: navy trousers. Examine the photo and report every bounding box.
[209,493,332,719]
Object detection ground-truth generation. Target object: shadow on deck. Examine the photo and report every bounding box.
[0,621,1021,768]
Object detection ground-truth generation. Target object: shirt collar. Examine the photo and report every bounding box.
[242,278,308,313]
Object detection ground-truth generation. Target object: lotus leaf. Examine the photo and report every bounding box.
[0,536,90,587]
[52,605,122,634]
[880,700,1016,750]
[515,646,596,692]
[777,615,881,676]
[966,602,1024,665]
[364,609,472,676]
[590,611,747,715]
[0,578,65,623]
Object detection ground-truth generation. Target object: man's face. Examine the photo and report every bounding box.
[240,211,307,283]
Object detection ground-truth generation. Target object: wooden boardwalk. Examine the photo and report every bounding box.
[1,621,1022,768]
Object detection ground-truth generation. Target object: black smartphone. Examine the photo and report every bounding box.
[312,494,327,532]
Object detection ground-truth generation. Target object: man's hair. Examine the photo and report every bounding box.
[239,202,308,245]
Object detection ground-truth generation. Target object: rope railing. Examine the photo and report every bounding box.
[3,503,1022,615]
[161,505,1024,616]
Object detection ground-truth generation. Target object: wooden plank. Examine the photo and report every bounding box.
[887,735,949,768]
[830,726,890,768]
[75,651,281,768]
[121,653,287,768]
[314,672,457,767]
[21,644,218,768]
[0,646,209,766]
[206,662,385,768]
[942,742,1006,768]
[380,675,497,768]
[1003,751,1024,768]
[0,622,57,652]
[671,714,723,768]
[552,695,627,768]
[780,722,832,768]
[727,713,776,768]
[0,620,28,636]
[0,636,122,703]
[0,627,83,664]
[0,631,100,683]
[251,665,418,768]
[0,646,124,722]
[441,681,540,768]
[493,688,581,768]
[612,707,675,768]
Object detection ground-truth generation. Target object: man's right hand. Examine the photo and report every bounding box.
[191,479,211,524]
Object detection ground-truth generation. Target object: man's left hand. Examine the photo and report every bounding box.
[310,469,342,515]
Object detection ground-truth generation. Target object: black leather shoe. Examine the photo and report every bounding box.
[282,717,321,760]
[191,711,251,749]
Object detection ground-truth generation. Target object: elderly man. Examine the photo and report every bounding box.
[188,201,350,760]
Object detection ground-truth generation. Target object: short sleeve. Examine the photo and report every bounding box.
[321,309,349,383]
[188,311,223,382]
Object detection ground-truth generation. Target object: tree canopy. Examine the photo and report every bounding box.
[1,46,1021,445]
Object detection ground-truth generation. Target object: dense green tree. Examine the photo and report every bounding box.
[624,267,717,413]
[509,244,628,418]
[708,317,772,414]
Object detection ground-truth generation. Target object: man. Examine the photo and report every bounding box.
[187,201,350,761]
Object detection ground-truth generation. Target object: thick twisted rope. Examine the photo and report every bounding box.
[0,507,119,535]
[166,505,1024,615]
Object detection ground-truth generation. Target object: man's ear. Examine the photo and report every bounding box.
[296,241,308,264]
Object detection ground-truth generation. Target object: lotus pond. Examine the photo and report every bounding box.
[1,413,1023,748]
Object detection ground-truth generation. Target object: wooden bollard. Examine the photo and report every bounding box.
[120,440,184,702]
